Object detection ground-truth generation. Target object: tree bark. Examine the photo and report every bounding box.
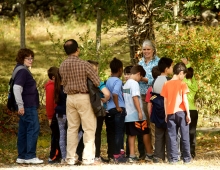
[96,7,102,59]
[126,0,155,65]
[19,0,26,48]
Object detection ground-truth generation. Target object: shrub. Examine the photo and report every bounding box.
[156,26,220,117]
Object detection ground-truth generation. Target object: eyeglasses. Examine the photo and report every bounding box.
[25,57,34,61]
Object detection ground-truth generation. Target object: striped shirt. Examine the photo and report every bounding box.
[59,56,100,94]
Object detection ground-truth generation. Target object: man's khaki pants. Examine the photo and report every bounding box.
[66,94,97,164]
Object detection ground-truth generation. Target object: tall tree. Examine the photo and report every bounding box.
[18,0,26,48]
[126,0,155,65]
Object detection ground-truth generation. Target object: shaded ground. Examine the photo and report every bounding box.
[0,114,220,168]
[1,160,220,170]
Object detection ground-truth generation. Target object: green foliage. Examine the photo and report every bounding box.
[156,26,220,116]
[46,29,114,81]
[71,0,126,25]
[183,0,220,16]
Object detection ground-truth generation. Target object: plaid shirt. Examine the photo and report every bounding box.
[59,56,100,94]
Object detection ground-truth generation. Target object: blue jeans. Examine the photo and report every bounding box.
[167,111,191,163]
[105,108,126,157]
[17,107,40,159]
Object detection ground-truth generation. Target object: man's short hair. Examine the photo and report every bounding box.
[151,66,161,79]
[124,65,133,74]
[130,65,146,77]
[110,57,123,73]
[173,62,187,75]
[63,39,78,55]
[158,57,173,73]
[186,67,194,79]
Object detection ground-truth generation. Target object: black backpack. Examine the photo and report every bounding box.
[7,65,30,111]
[150,77,170,128]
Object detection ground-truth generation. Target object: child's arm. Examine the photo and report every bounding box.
[45,84,55,126]
[164,97,167,122]
[113,94,122,112]
[183,94,191,124]
[147,102,152,118]
[145,86,152,117]
[101,87,110,103]
[133,96,143,120]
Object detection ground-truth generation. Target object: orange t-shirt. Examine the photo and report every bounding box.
[160,80,189,115]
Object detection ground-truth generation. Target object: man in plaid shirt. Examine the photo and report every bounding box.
[59,39,100,165]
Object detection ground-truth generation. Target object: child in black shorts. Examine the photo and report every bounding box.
[123,65,153,163]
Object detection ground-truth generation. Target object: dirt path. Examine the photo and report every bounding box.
[1,160,220,170]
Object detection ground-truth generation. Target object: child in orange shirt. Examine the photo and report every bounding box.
[161,62,191,164]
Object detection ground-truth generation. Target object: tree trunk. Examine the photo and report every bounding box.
[96,7,102,59]
[19,0,26,48]
[126,0,154,65]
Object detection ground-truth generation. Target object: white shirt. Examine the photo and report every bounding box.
[123,79,146,122]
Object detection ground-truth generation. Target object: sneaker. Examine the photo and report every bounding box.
[74,160,82,165]
[60,159,66,164]
[107,157,114,163]
[114,154,127,164]
[153,157,163,163]
[66,158,76,165]
[100,156,109,163]
[25,157,43,164]
[184,160,192,164]
[128,157,138,163]
[48,158,60,164]
[82,159,95,165]
[94,157,102,164]
[145,154,153,161]
[169,160,182,165]
[139,154,145,160]
[16,158,25,164]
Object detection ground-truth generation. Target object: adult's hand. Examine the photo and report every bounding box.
[18,108,24,116]
[181,58,188,65]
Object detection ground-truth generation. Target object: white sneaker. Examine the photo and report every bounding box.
[60,159,66,164]
[16,158,25,164]
[66,158,76,165]
[25,157,43,164]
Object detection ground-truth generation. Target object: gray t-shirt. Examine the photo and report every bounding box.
[153,75,169,94]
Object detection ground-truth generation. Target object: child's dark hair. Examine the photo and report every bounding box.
[124,65,133,74]
[130,65,146,77]
[54,69,62,103]
[110,57,123,73]
[158,57,173,73]
[173,62,187,75]
[151,66,161,79]
[87,60,99,66]
[186,67,194,79]
[47,67,59,80]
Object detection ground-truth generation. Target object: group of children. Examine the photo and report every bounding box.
[45,56,198,165]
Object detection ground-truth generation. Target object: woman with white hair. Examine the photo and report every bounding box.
[138,40,160,158]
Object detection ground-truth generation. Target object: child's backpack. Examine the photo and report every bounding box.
[150,92,166,128]
[150,77,170,129]
[7,65,28,111]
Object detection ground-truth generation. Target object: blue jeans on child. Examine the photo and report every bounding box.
[17,107,40,160]
[167,111,191,163]
[105,108,126,158]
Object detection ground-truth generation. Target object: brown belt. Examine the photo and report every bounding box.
[73,92,88,94]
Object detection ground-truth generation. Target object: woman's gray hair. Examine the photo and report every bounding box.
[142,40,157,57]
